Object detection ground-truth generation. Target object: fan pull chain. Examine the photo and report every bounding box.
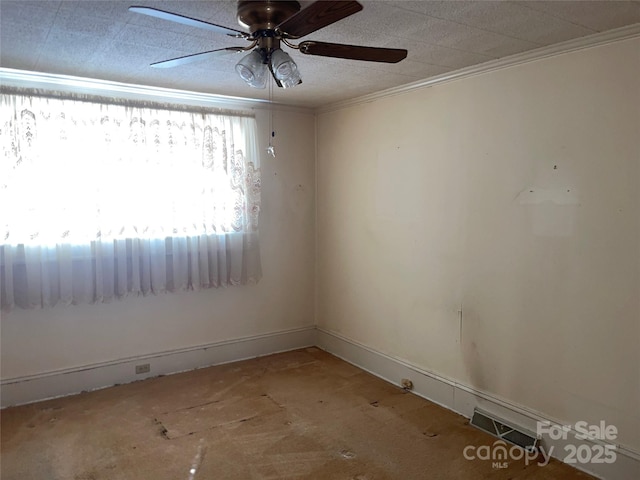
[267,75,276,158]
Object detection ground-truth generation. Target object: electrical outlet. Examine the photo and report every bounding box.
[135,363,150,374]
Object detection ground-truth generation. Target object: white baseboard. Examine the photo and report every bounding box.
[0,325,317,408]
[3,325,638,480]
[315,327,640,480]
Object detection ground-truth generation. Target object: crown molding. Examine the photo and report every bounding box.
[316,23,640,115]
[0,68,312,114]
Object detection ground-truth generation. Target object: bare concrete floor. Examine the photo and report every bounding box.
[1,348,593,480]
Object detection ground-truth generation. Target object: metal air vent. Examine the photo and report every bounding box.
[471,408,538,451]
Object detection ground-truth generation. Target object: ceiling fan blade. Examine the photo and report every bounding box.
[151,47,245,68]
[129,6,249,38]
[277,1,363,38]
[299,41,408,63]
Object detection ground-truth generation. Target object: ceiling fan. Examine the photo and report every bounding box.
[129,1,408,89]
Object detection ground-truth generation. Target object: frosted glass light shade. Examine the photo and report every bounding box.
[235,50,267,89]
[270,48,301,88]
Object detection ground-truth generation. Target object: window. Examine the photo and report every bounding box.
[0,90,261,310]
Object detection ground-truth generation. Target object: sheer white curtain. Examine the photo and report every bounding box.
[0,90,261,310]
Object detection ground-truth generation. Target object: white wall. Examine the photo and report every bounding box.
[0,108,316,379]
[316,38,639,452]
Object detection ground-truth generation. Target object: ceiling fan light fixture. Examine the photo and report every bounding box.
[130,2,407,90]
[235,49,267,88]
[270,48,301,88]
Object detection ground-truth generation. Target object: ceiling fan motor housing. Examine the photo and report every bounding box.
[237,1,301,33]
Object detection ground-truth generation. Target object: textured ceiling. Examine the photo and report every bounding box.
[1,0,640,108]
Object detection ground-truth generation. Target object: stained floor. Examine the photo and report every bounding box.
[1,348,593,480]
